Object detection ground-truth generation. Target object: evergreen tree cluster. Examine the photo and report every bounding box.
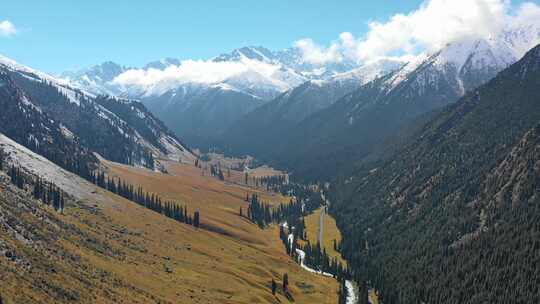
[5,70,157,170]
[299,241,349,281]
[7,164,25,190]
[89,170,200,228]
[209,164,225,181]
[257,175,288,192]
[0,149,4,171]
[31,175,66,212]
[328,46,540,304]
[2,159,66,213]
[246,194,307,233]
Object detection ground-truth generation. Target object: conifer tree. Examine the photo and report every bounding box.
[283,273,289,293]
[194,211,200,228]
[0,149,4,171]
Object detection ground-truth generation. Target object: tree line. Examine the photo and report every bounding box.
[1,148,65,213]
[244,174,288,190]
[89,170,200,228]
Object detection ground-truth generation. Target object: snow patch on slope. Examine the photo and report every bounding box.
[0,54,94,106]
[1,53,192,166]
[0,133,98,200]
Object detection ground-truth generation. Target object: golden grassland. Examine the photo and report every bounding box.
[303,207,347,266]
[247,165,287,179]
[194,151,288,194]
[0,160,338,304]
[104,159,339,303]
[200,162,289,200]
[199,152,253,170]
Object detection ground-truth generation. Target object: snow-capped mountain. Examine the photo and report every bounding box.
[382,38,516,98]
[139,83,265,149]
[61,45,361,103]
[143,57,182,70]
[55,47,312,147]
[0,54,194,168]
[222,26,540,180]
[213,46,358,79]
[220,57,404,159]
[226,57,403,130]
[59,45,400,148]
[60,25,540,154]
[60,61,130,96]
[0,69,96,171]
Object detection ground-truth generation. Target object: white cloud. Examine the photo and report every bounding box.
[113,58,286,94]
[0,20,17,37]
[294,38,343,65]
[295,0,540,63]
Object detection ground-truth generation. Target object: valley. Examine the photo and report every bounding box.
[0,139,340,303]
[3,1,540,303]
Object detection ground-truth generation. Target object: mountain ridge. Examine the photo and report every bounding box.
[329,42,540,304]
[0,54,194,170]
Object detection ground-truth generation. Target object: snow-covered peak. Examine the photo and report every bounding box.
[213,46,276,63]
[143,58,182,70]
[432,38,514,73]
[60,61,129,96]
[382,24,540,92]
[214,46,360,80]
[1,53,193,164]
[499,22,540,59]
[0,54,96,105]
[110,56,307,100]
[383,53,429,90]
[1,54,72,88]
[331,58,405,85]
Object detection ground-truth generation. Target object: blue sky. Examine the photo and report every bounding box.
[0,1,427,73]
[1,0,538,74]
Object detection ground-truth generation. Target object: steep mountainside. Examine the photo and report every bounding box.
[0,131,338,304]
[248,35,532,181]
[0,55,193,169]
[60,61,129,96]
[329,44,540,304]
[141,84,265,149]
[221,58,403,159]
[60,46,365,148]
[0,71,96,171]
[213,46,358,79]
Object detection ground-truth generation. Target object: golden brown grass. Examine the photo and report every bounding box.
[0,160,338,303]
[100,159,339,303]
[303,207,346,265]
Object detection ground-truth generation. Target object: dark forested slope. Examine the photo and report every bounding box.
[329,44,540,304]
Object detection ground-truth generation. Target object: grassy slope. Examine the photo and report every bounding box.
[0,161,338,303]
[105,160,339,303]
[303,208,346,265]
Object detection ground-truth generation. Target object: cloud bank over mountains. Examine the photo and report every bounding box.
[295,0,540,64]
[112,0,540,93]
[112,57,297,96]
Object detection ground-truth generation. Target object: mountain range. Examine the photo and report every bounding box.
[3,7,540,304]
[330,42,540,304]
[59,46,402,148]
[0,54,194,173]
[57,26,540,183]
[221,26,539,180]
[59,24,540,181]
